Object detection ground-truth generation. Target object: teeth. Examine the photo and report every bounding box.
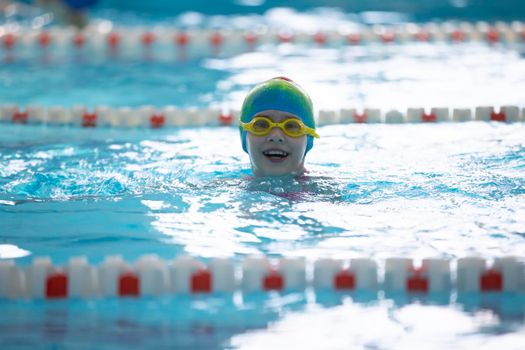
[263,150,288,157]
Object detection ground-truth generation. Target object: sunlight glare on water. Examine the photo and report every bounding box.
[229,300,525,350]
[1,122,524,262]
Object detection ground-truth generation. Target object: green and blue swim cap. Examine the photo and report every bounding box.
[239,77,316,154]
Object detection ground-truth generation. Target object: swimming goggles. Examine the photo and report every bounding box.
[240,116,320,138]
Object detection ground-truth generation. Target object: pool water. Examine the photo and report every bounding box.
[2,33,525,110]
[2,3,525,350]
[1,122,524,348]
[1,122,525,262]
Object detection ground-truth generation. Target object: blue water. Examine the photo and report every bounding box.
[10,0,525,22]
[92,0,525,22]
[1,121,525,348]
[2,2,525,350]
[2,42,525,110]
[1,122,525,262]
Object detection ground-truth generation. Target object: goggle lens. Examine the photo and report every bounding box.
[283,119,302,136]
[252,118,271,132]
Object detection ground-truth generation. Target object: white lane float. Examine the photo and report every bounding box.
[2,105,523,128]
[0,255,523,300]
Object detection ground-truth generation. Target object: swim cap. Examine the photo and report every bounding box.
[239,77,315,154]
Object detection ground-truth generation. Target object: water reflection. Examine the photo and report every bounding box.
[0,291,523,350]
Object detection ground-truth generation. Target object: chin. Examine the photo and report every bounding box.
[255,165,304,177]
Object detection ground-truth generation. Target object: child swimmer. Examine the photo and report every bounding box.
[209,77,336,202]
[239,77,319,177]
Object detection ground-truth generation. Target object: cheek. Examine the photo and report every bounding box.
[246,134,263,154]
[290,137,307,156]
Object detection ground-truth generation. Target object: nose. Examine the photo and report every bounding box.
[266,127,285,143]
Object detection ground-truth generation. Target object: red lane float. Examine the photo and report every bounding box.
[457,257,524,293]
[277,32,294,43]
[384,258,451,293]
[490,111,506,122]
[12,111,29,124]
[450,29,466,42]
[0,256,523,300]
[82,112,97,127]
[1,105,524,127]
[314,258,377,291]
[380,32,395,43]
[480,269,503,292]
[313,32,327,45]
[334,270,356,290]
[3,21,525,57]
[353,112,367,123]
[37,31,52,47]
[46,271,68,299]
[243,257,306,292]
[218,112,233,125]
[175,32,190,47]
[119,272,140,297]
[263,270,284,291]
[191,269,212,293]
[407,108,446,123]
[149,114,165,128]
[107,32,121,49]
[485,28,500,43]
[141,32,155,46]
[2,33,16,49]
[347,33,361,45]
[475,106,520,122]
[421,113,437,123]
[210,32,223,48]
[243,32,257,47]
[73,32,86,48]
[406,267,429,293]
[415,30,430,41]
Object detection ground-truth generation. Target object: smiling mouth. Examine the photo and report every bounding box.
[263,149,290,163]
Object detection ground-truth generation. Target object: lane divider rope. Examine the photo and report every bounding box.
[0,105,523,128]
[1,21,525,54]
[0,256,523,299]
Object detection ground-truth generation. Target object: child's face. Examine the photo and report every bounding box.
[246,109,307,177]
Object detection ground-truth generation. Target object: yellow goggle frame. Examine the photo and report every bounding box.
[240,116,319,138]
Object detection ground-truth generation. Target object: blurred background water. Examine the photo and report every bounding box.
[85,0,525,22]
